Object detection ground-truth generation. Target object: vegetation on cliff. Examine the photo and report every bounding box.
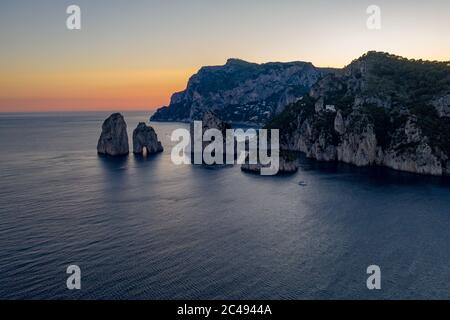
[267,52,450,175]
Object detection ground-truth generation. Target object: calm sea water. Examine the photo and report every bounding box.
[0,111,449,300]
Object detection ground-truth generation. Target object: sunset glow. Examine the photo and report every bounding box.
[0,68,196,112]
[0,0,449,112]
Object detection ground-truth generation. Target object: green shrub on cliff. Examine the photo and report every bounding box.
[268,52,450,158]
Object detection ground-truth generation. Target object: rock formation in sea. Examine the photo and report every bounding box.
[189,111,232,164]
[268,51,450,176]
[151,58,335,125]
[97,113,129,156]
[191,110,232,138]
[133,122,164,155]
[241,152,299,175]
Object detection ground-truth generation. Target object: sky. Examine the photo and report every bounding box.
[0,0,449,112]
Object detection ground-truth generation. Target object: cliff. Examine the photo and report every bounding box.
[151,58,334,125]
[268,52,450,176]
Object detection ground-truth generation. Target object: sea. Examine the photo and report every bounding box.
[0,111,449,299]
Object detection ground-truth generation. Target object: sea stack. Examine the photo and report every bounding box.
[190,111,232,146]
[193,111,231,135]
[97,113,129,156]
[190,111,232,164]
[133,123,164,155]
[241,152,299,175]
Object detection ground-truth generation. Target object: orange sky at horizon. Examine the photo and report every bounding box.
[3,51,449,113]
[0,68,197,112]
[1,0,449,113]
[2,53,449,113]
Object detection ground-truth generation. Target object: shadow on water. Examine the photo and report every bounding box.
[297,152,450,188]
[132,152,163,164]
[96,154,131,202]
[188,151,235,171]
[97,154,129,173]
[191,163,235,172]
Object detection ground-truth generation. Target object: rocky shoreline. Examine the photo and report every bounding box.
[97,113,163,157]
[100,52,450,177]
[269,52,450,176]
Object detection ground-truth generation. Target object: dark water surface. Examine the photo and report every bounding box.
[0,112,449,299]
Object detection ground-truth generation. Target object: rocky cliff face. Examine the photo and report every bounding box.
[97,113,129,156]
[189,111,232,164]
[151,59,334,125]
[191,110,232,135]
[241,153,299,175]
[133,123,164,155]
[269,52,450,176]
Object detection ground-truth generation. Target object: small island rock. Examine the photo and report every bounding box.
[241,152,299,175]
[133,122,164,155]
[97,113,129,156]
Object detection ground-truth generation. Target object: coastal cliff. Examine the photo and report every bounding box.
[151,59,334,125]
[268,52,450,176]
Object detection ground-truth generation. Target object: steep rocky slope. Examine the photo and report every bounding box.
[268,52,450,176]
[151,58,334,125]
